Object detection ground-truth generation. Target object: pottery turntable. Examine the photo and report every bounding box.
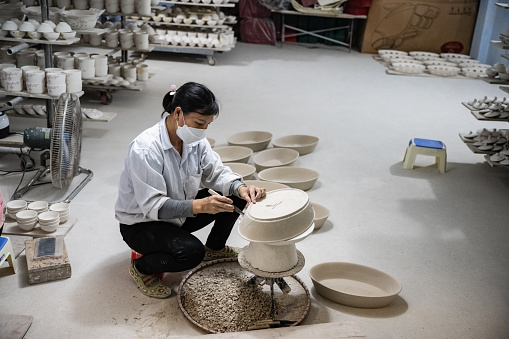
[178,188,314,333]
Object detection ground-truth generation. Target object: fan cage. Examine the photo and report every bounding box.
[50,93,82,189]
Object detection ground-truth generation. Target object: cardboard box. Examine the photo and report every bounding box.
[360,0,479,54]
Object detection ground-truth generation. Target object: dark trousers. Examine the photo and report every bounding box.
[120,189,246,275]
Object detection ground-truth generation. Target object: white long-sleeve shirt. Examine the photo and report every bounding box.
[115,117,243,226]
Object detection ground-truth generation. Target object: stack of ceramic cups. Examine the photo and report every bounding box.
[6,200,27,219]
[119,30,134,49]
[105,30,119,48]
[20,65,39,87]
[78,57,95,79]
[89,32,103,46]
[63,69,82,93]
[92,55,108,77]
[73,52,89,68]
[28,200,49,214]
[38,211,60,232]
[137,0,151,15]
[136,63,149,81]
[25,69,46,94]
[49,202,70,223]
[0,63,16,88]
[16,210,38,231]
[3,67,23,91]
[46,70,67,97]
[122,64,136,81]
[134,32,149,50]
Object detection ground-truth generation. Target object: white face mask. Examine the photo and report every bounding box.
[176,114,206,144]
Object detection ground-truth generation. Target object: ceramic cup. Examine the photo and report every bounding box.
[108,64,121,76]
[105,0,119,12]
[63,69,82,83]
[66,81,82,93]
[48,84,66,97]
[89,33,103,46]
[20,65,39,81]
[134,32,149,50]
[26,81,45,94]
[3,67,22,82]
[120,0,135,14]
[78,57,95,79]
[137,0,151,15]
[136,63,148,81]
[46,71,66,86]
[122,64,136,80]
[5,79,23,92]
[90,0,105,9]
[57,55,75,70]
[105,31,119,47]
[73,52,89,68]
[25,69,45,84]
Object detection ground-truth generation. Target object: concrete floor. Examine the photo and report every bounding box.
[1,42,509,339]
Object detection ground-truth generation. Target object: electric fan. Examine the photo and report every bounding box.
[12,93,93,203]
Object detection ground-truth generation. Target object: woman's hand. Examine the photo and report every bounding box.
[238,185,266,204]
[193,195,234,214]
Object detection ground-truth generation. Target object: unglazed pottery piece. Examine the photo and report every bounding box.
[258,167,319,191]
[309,262,402,308]
[427,65,460,76]
[243,179,290,192]
[214,146,253,163]
[392,62,425,74]
[272,134,319,155]
[226,162,255,180]
[311,203,330,230]
[253,148,300,172]
[242,242,298,272]
[463,131,478,139]
[490,153,506,162]
[238,188,314,243]
[226,131,272,152]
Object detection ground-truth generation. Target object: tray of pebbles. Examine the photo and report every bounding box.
[178,258,310,333]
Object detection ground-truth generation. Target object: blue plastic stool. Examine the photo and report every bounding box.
[403,138,447,173]
[0,236,18,274]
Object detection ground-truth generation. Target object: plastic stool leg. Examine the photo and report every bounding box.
[403,146,417,170]
[437,151,447,174]
[1,237,18,273]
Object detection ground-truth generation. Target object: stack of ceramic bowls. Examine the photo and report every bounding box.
[46,70,66,97]
[49,202,70,223]
[63,69,82,93]
[38,211,60,232]
[6,200,27,219]
[16,210,38,231]
[28,200,49,214]
[25,69,46,94]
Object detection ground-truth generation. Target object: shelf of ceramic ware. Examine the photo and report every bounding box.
[5,109,117,123]
[495,2,509,9]
[0,89,84,100]
[76,43,155,52]
[484,154,509,167]
[128,19,233,29]
[0,36,80,45]
[158,1,235,7]
[461,102,509,122]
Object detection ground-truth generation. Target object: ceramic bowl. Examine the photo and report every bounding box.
[392,62,425,74]
[15,210,38,222]
[427,65,460,77]
[238,188,314,243]
[377,49,407,56]
[6,199,27,211]
[10,30,26,39]
[28,31,43,39]
[61,31,77,39]
[423,60,457,67]
[243,179,290,192]
[28,200,49,213]
[309,262,402,308]
[408,51,439,58]
[462,67,484,78]
[226,162,256,180]
[2,21,18,31]
[253,148,299,172]
[226,131,272,152]
[17,220,38,231]
[19,22,36,32]
[272,134,319,155]
[39,221,59,232]
[311,203,330,230]
[60,9,104,30]
[486,68,498,77]
[38,210,60,222]
[206,137,215,147]
[258,167,318,191]
[440,53,470,60]
[44,32,60,41]
[37,22,54,33]
[49,202,70,213]
[214,146,253,163]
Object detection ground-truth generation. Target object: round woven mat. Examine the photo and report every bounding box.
[178,258,310,334]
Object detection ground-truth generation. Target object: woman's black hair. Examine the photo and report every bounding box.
[161,82,219,118]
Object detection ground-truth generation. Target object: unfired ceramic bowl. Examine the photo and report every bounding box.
[214,146,253,163]
[226,131,272,152]
[253,148,299,172]
[258,167,319,191]
[243,180,289,191]
[272,135,319,155]
[309,262,402,308]
[311,203,330,230]
[238,188,314,243]
[226,162,255,180]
